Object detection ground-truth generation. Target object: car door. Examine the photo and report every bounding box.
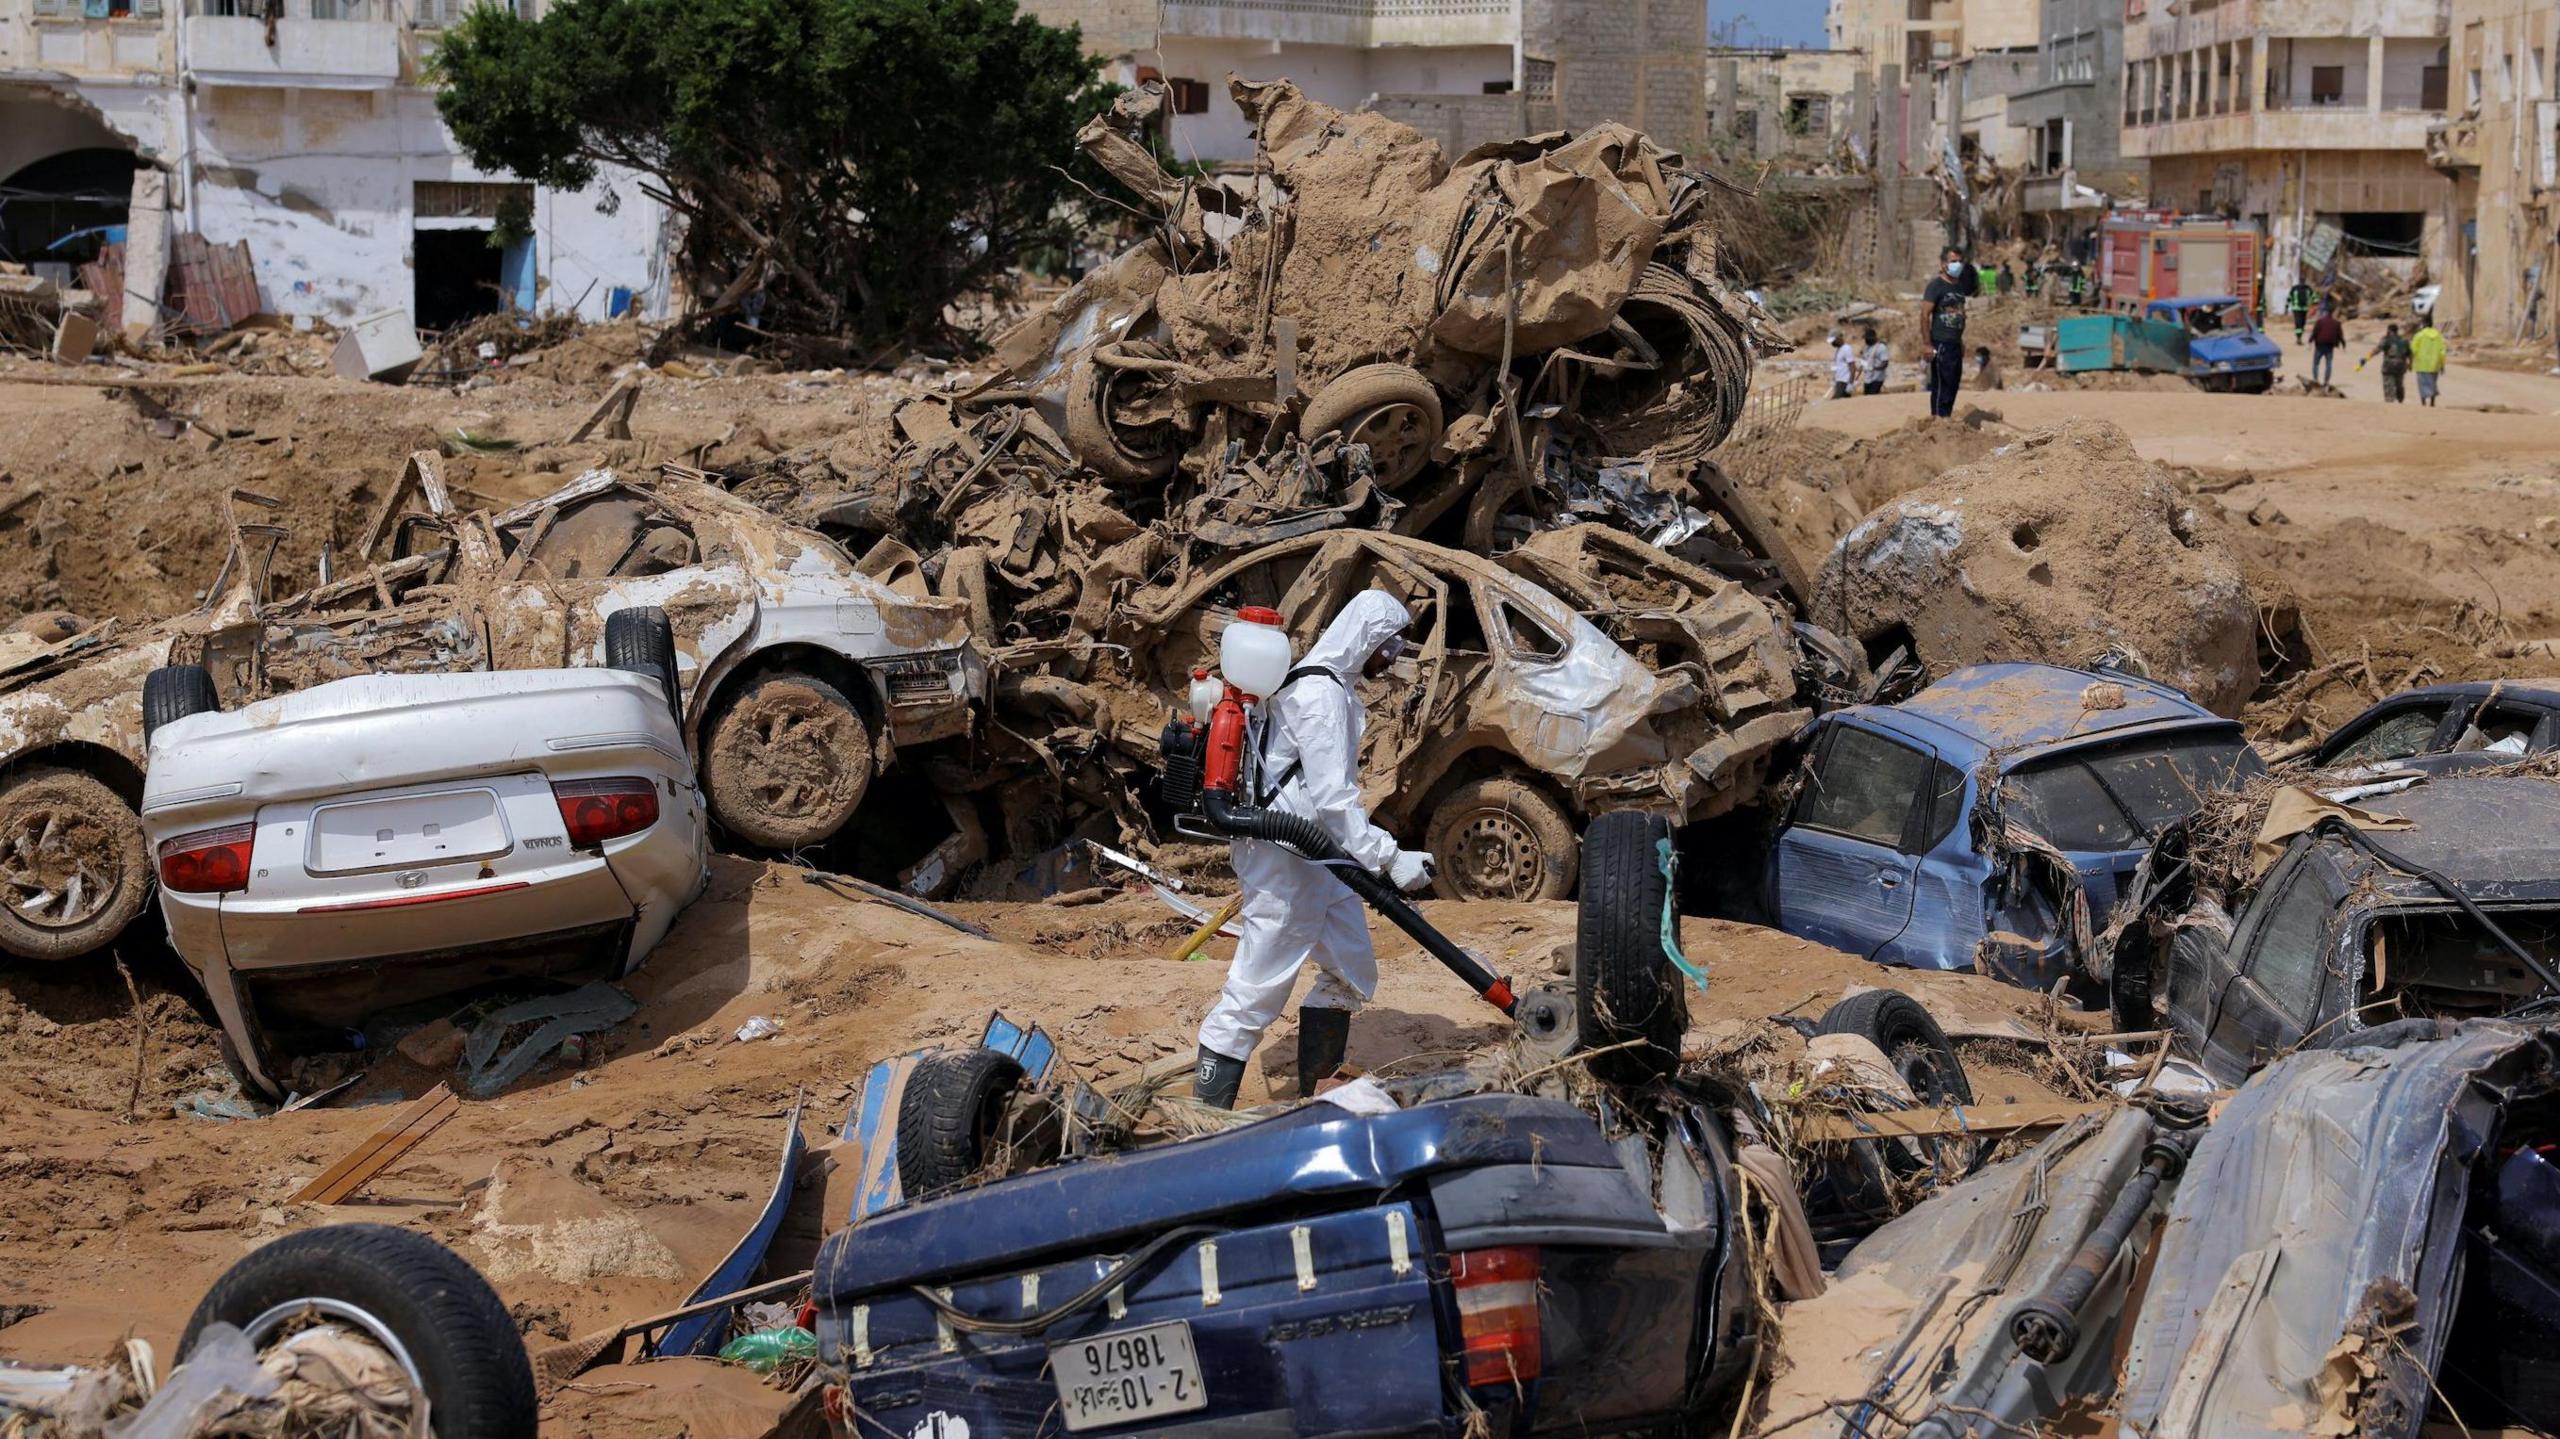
[2198,852,2335,1083]
[1771,721,1938,960]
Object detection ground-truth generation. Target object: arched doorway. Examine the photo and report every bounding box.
[1,146,143,268]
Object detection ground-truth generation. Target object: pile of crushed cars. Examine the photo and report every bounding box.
[706,78,1866,902]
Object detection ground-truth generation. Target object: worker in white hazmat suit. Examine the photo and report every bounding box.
[1195,590,1438,1109]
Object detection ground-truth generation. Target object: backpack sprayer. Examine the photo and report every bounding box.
[1157,607,1519,1017]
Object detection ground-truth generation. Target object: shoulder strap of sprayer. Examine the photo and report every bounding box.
[1254,665,1340,806]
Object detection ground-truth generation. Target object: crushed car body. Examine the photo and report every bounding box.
[1766,663,2262,990]
[2107,771,2560,1077]
[142,648,707,1098]
[0,453,979,964]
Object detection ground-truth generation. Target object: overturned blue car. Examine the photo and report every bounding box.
[808,814,1766,1438]
[1765,662,2263,991]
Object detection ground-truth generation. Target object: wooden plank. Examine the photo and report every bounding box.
[1791,1099,2108,1145]
[289,1084,459,1205]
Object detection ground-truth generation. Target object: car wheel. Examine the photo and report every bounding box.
[1300,363,1443,490]
[1572,810,1688,1085]
[1428,777,1576,902]
[1811,990,1975,1220]
[142,663,220,744]
[1064,351,1182,484]
[180,1224,536,1439]
[604,605,682,726]
[701,673,874,850]
[0,767,151,962]
[895,1048,1026,1201]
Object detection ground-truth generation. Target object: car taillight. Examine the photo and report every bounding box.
[159,822,254,894]
[1452,1245,1541,1389]
[551,777,659,847]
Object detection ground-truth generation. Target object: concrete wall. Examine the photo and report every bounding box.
[1089,37,1514,163]
[1523,0,1708,154]
[2438,0,2557,336]
[1706,46,1866,158]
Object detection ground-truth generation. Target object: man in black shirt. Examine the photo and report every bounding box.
[1923,246,1979,419]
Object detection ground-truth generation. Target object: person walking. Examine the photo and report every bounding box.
[1192,591,1437,1109]
[1972,346,2005,391]
[1924,247,1980,419]
[2358,323,2412,403]
[1829,331,1858,399]
[2286,279,2317,344]
[2309,305,2345,387]
[2410,319,2447,407]
[1861,326,1890,395]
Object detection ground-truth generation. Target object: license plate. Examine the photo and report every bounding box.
[307,788,509,874]
[1049,1319,1208,1431]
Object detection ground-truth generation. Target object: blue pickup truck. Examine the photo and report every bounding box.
[808,814,1759,1438]
[1765,663,2264,992]
[2056,296,2281,392]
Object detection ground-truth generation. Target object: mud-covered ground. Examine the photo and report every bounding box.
[1,315,2556,1434]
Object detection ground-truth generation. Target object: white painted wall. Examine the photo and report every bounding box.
[1130,37,1513,162]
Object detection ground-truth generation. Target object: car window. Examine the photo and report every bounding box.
[2243,868,2333,1023]
[2327,704,2449,765]
[2449,701,2545,756]
[2000,734,2255,852]
[519,496,700,579]
[1796,726,1934,850]
[1916,758,1967,851]
[1491,597,1566,661]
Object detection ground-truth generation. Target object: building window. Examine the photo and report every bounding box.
[1482,79,1513,94]
[2421,64,2448,110]
[1166,77,1211,115]
[2310,65,2346,105]
[1522,57,1556,102]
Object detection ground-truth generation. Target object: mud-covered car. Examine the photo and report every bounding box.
[1110,526,1809,901]
[0,453,980,964]
[2107,773,2560,1079]
[1765,663,2261,990]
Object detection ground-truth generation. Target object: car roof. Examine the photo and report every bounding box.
[2328,774,2560,893]
[2360,679,2560,710]
[2149,296,2240,311]
[1860,662,2231,763]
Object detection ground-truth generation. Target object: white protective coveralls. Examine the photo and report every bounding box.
[1196,591,1413,1063]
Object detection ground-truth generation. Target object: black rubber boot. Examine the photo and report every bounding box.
[1193,1048,1246,1110]
[1297,1008,1352,1097]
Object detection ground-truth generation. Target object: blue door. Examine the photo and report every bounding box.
[500,234,536,314]
[1772,723,1938,960]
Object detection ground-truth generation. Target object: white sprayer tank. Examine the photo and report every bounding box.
[1220,606,1293,699]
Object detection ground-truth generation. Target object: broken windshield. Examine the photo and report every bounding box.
[1999,733,2257,852]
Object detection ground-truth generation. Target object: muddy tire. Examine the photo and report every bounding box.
[181,1224,535,1439]
[1573,810,1688,1085]
[0,767,151,962]
[604,606,681,725]
[701,673,873,851]
[1813,990,1973,1106]
[1428,777,1576,903]
[1300,363,1443,490]
[895,1048,1025,1201]
[1065,353,1181,484]
[142,664,220,744]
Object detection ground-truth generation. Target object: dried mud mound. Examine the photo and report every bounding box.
[1724,416,2011,574]
[1812,419,2259,715]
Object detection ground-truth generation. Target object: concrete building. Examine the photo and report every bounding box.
[1706,45,1867,161]
[2006,0,2145,215]
[1022,0,1708,164]
[1829,0,2039,73]
[2120,0,2450,288]
[0,0,671,333]
[2428,0,2556,338]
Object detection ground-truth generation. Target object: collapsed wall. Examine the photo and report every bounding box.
[1810,419,2259,716]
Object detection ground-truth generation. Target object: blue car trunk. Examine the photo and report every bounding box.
[815,1094,1726,1438]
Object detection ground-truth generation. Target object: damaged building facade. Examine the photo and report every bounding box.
[2006,0,2146,221]
[1019,0,1707,163]
[0,0,672,331]
[2120,0,2451,284]
[2427,0,2559,340]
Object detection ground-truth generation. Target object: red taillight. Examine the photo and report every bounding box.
[1452,1245,1542,1389]
[551,777,659,847]
[158,822,255,894]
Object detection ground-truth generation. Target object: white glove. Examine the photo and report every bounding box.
[1388,849,1437,893]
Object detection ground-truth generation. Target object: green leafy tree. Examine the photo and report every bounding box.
[432,0,1110,345]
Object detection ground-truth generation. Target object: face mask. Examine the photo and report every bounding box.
[1946,261,1964,277]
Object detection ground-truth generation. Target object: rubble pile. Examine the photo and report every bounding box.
[1812,419,2261,716]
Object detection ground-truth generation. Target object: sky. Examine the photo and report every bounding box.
[1711,0,1831,48]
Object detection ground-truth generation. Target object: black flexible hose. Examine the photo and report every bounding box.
[1200,790,1515,1013]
